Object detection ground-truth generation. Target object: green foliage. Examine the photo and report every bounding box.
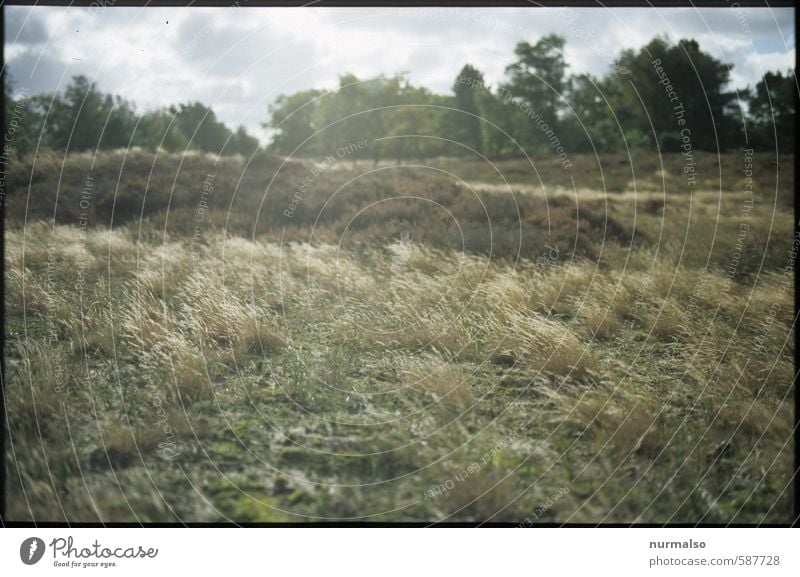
[229,125,261,156]
[3,75,260,157]
[746,69,796,153]
[261,35,793,157]
[169,101,232,154]
[266,88,324,155]
[131,108,189,151]
[503,34,568,143]
[440,64,485,155]
[612,37,739,152]
[4,36,795,160]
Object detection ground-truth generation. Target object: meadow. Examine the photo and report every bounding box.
[4,149,795,522]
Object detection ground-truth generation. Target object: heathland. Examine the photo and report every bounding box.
[4,149,794,522]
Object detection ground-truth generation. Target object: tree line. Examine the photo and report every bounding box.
[4,34,795,160]
[267,35,795,161]
[3,74,260,157]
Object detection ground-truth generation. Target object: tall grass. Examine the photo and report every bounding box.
[4,151,794,523]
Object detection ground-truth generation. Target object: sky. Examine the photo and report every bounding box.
[4,5,796,143]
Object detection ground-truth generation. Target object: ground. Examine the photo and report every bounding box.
[4,151,795,523]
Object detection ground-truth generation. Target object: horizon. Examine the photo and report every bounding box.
[4,5,795,145]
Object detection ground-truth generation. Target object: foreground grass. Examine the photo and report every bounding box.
[4,152,795,523]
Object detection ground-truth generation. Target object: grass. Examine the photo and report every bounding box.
[3,150,794,523]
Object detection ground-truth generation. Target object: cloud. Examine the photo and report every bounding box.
[4,6,48,45]
[731,48,797,89]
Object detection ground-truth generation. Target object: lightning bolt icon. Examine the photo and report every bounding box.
[29,540,38,561]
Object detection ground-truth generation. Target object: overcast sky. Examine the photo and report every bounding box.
[4,5,795,143]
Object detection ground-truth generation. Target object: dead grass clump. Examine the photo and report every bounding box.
[91,421,166,470]
[121,293,214,403]
[533,262,597,315]
[561,394,662,458]
[120,287,173,356]
[719,356,794,403]
[715,398,793,442]
[5,340,69,435]
[581,307,623,340]
[392,311,480,361]
[5,266,52,314]
[483,309,596,379]
[440,466,516,521]
[405,359,473,410]
[135,241,193,299]
[161,339,214,403]
[232,315,286,359]
[85,228,138,259]
[61,296,116,356]
[565,276,634,341]
[177,272,286,363]
[647,300,690,341]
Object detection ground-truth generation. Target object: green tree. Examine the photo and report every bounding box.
[266,89,324,156]
[48,76,111,151]
[746,70,796,153]
[4,74,47,157]
[613,37,737,151]
[171,102,232,154]
[473,87,525,158]
[561,73,639,153]
[440,64,485,155]
[379,76,443,161]
[132,108,189,152]
[503,35,568,152]
[228,125,261,156]
[103,95,138,149]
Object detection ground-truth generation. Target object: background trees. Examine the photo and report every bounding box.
[261,35,793,159]
[608,37,738,152]
[503,34,568,153]
[440,64,485,156]
[3,35,796,160]
[746,70,796,153]
[266,89,321,156]
[3,75,262,157]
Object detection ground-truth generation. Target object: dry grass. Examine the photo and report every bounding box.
[4,151,794,523]
[483,308,597,379]
[405,358,473,411]
[560,392,663,458]
[5,340,68,434]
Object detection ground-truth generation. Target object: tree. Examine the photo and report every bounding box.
[505,34,567,135]
[746,70,796,153]
[266,89,324,156]
[132,108,190,152]
[318,73,375,160]
[474,86,525,158]
[4,74,47,157]
[103,95,138,149]
[613,37,737,151]
[228,125,261,156]
[48,76,111,151]
[378,76,443,161]
[440,64,485,155]
[171,102,232,154]
[306,73,441,163]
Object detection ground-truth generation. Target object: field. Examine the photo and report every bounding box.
[4,150,795,523]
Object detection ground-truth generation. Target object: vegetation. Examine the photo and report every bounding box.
[3,19,795,523]
[4,35,794,160]
[4,148,794,522]
[3,75,260,157]
[263,36,794,159]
